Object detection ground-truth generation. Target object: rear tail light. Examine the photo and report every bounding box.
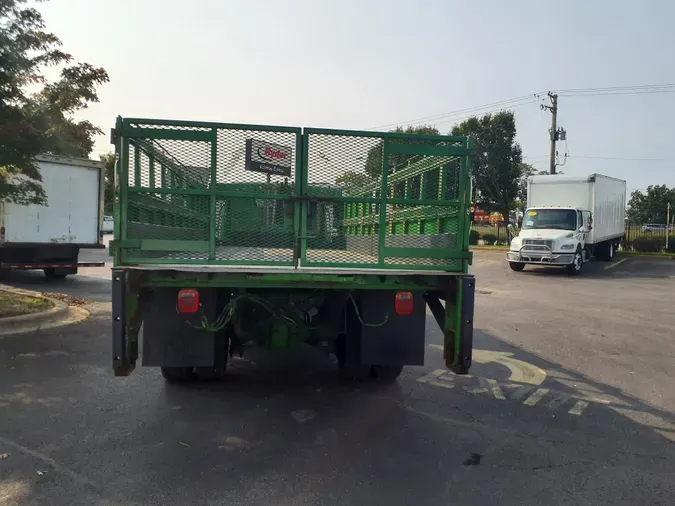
[177,289,199,313]
[395,292,414,315]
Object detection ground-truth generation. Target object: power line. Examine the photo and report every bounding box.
[370,83,675,132]
[568,155,674,162]
[367,93,546,131]
[524,154,674,162]
[556,84,675,97]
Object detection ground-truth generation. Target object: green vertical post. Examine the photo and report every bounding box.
[161,165,166,189]
[148,154,155,189]
[463,137,474,272]
[378,139,390,266]
[443,279,464,369]
[456,153,468,260]
[119,125,129,265]
[298,132,308,267]
[134,147,140,187]
[209,128,217,261]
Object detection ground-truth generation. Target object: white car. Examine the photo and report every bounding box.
[102,215,114,234]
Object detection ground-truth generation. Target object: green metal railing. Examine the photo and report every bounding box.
[112,117,473,272]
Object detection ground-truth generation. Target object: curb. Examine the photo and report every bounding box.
[0,285,71,337]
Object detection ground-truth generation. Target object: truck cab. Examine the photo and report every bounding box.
[507,206,591,274]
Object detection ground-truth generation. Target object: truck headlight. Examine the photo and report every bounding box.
[560,243,576,250]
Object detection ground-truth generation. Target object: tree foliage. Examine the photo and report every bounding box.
[626,185,674,224]
[451,112,523,224]
[100,152,115,214]
[362,125,440,180]
[0,0,109,205]
[334,170,371,194]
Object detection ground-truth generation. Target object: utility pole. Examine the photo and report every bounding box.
[541,92,565,175]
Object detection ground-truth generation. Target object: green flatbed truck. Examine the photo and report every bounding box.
[110,117,475,382]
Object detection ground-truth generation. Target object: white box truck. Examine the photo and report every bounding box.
[507,174,626,274]
[0,154,106,278]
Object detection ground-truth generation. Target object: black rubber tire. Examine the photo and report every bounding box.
[160,367,194,382]
[335,335,371,381]
[605,242,615,261]
[509,262,525,272]
[370,365,404,383]
[194,366,226,381]
[566,248,584,275]
[44,268,67,279]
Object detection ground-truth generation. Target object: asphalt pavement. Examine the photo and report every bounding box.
[1,247,674,505]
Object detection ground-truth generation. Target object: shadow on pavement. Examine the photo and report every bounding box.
[0,315,674,505]
[519,255,675,280]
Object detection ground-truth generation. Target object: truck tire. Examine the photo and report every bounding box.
[566,248,584,275]
[194,365,227,380]
[509,262,525,272]
[161,366,194,382]
[370,365,404,383]
[605,242,615,261]
[44,268,67,279]
[596,241,613,261]
[335,334,371,382]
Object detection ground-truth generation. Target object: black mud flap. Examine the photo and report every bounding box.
[425,276,474,375]
[352,290,427,367]
[112,269,140,376]
[455,276,474,374]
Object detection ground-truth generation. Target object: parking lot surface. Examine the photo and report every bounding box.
[1,249,674,505]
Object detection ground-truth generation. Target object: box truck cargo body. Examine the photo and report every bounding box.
[0,154,106,278]
[507,174,626,274]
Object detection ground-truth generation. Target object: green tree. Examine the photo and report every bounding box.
[0,0,109,205]
[626,185,675,224]
[100,152,115,214]
[335,170,371,194]
[451,112,522,225]
[363,125,440,180]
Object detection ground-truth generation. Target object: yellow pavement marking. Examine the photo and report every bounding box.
[486,379,505,400]
[429,345,547,385]
[568,400,589,416]
[605,257,627,270]
[416,369,455,389]
[523,388,550,406]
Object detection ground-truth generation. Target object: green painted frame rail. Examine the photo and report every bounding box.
[110,117,474,273]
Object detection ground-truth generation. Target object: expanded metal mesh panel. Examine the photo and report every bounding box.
[303,131,466,269]
[215,195,294,262]
[385,257,462,268]
[385,204,460,248]
[117,119,471,271]
[121,121,300,265]
[127,192,210,241]
[215,129,297,189]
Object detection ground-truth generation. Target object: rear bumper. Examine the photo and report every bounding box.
[506,250,574,266]
[1,262,104,270]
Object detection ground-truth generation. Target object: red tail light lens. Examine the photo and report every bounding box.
[177,289,199,313]
[395,292,414,315]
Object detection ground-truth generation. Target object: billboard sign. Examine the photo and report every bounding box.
[245,139,292,177]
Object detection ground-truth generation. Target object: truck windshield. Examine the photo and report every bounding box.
[522,209,577,231]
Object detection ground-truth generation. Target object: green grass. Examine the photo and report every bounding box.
[0,291,53,318]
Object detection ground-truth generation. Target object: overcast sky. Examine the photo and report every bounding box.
[41,0,675,193]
